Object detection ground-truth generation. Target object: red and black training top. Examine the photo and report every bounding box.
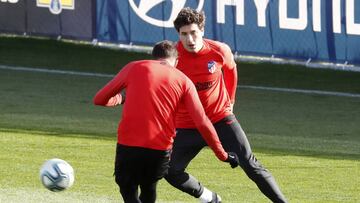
[175,39,238,128]
[94,60,227,161]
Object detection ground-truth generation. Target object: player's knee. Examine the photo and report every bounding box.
[241,154,272,179]
[164,168,180,181]
[164,168,189,186]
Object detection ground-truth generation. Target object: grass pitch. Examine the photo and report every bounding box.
[0,36,359,202]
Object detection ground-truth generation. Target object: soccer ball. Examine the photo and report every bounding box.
[39,158,75,192]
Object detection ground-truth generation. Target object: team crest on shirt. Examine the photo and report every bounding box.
[207,61,216,73]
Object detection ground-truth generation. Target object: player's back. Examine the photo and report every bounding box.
[118,60,188,150]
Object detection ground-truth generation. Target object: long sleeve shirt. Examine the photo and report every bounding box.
[175,39,238,128]
[94,60,228,161]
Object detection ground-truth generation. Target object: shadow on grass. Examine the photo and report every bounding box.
[1,127,359,162]
[253,147,360,161]
[0,127,115,141]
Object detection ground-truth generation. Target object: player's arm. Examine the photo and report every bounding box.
[93,65,130,107]
[183,81,239,167]
[183,79,228,161]
[222,44,238,105]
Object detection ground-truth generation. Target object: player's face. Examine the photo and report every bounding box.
[178,24,204,53]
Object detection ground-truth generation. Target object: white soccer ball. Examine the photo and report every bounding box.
[39,158,75,192]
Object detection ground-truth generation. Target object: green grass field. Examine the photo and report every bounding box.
[0,36,360,202]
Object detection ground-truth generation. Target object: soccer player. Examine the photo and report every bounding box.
[164,8,288,203]
[93,40,239,203]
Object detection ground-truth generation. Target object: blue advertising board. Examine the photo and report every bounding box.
[1,0,359,66]
[97,0,360,65]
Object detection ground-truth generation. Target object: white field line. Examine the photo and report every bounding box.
[1,65,360,98]
[0,65,114,78]
[239,85,360,98]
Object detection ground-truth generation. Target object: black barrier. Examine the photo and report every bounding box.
[0,0,26,34]
[60,0,96,40]
[26,0,61,37]
[0,0,95,40]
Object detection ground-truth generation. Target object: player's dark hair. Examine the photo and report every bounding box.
[173,7,205,32]
[152,40,178,59]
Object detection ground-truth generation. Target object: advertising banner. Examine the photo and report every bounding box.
[0,0,26,34]
[1,1,359,66]
[97,0,360,65]
[0,0,95,40]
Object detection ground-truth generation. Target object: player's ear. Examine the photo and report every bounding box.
[200,29,205,37]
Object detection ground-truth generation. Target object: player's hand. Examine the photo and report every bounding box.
[225,152,239,168]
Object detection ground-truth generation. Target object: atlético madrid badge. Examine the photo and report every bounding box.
[207,61,216,73]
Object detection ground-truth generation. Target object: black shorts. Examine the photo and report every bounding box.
[114,144,171,187]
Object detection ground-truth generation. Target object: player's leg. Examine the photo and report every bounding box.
[139,181,157,203]
[114,144,142,203]
[164,128,221,203]
[118,182,140,203]
[215,115,287,203]
[139,149,171,203]
[164,128,206,197]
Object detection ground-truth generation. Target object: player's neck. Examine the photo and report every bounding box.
[158,58,175,67]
